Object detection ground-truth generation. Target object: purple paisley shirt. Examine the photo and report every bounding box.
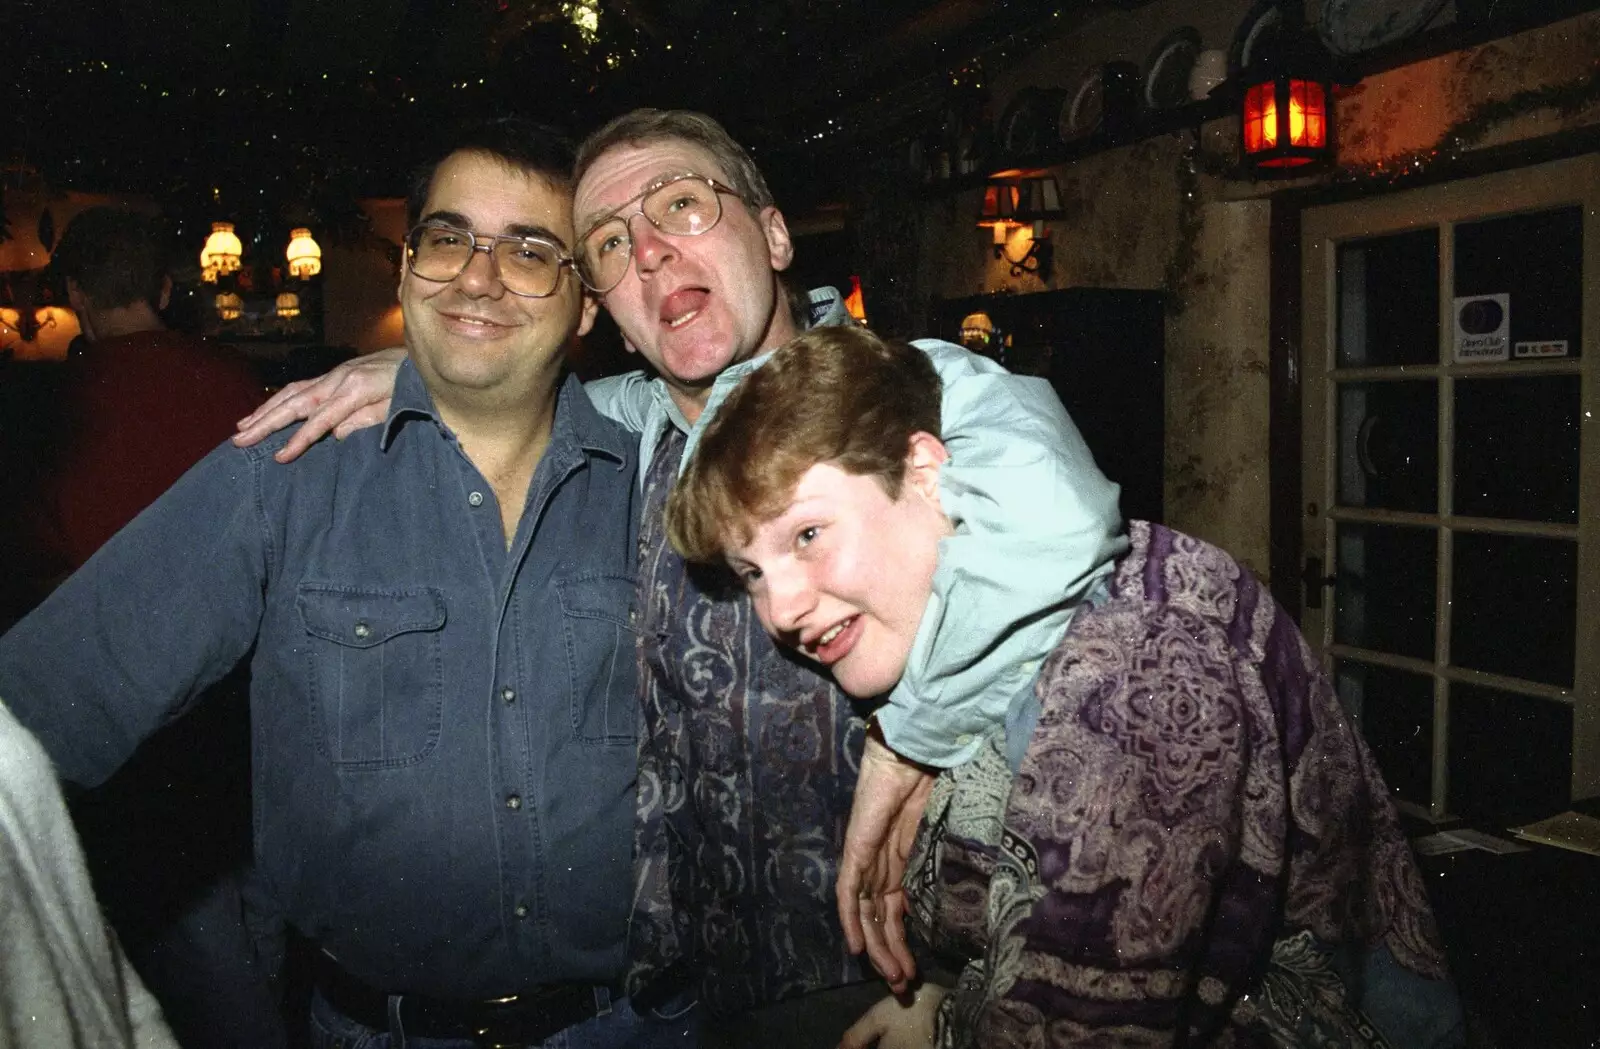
[908,522,1461,1048]
[627,428,867,1016]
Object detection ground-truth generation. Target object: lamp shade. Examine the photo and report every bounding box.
[214,291,244,320]
[958,311,994,350]
[275,291,302,318]
[1014,176,1064,222]
[200,222,243,283]
[976,182,1019,228]
[285,228,322,279]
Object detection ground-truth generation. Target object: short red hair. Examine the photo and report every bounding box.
[665,326,942,563]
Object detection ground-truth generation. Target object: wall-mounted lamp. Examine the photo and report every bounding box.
[982,175,1064,281]
[200,222,244,283]
[285,228,322,279]
[1239,37,1335,176]
[275,291,302,318]
[0,305,58,344]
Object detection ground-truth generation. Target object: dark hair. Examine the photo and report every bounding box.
[666,325,943,562]
[574,109,776,212]
[49,207,169,310]
[405,116,577,228]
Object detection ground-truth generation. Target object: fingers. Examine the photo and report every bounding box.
[234,348,407,457]
[880,893,917,992]
[232,379,323,448]
[837,995,892,1049]
[837,865,868,956]
[860,890,915,993]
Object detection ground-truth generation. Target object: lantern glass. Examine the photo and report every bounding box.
[1290,79,1327,149]
[1243,81,1277,154]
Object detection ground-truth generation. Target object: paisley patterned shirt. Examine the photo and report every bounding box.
[627,427,867,1016]
[907,522,1463,1048]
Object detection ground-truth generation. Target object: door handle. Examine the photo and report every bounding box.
[1303,556,1338,610]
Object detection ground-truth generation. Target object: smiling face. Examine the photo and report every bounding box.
[572,139,797,418]
[400,149,596,409]
[727,437,952,699]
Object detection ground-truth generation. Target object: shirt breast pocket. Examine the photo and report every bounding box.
[296,584,447,770]
[556,573,639,746]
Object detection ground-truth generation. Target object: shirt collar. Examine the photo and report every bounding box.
[380,358,629,467]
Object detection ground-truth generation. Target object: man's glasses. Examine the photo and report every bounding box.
[575,174,744,294]
[405,224,579,298]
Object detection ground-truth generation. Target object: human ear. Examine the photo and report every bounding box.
[760,206,794,273]
[576,292,600,338]
[64,278,89,316]
[903,431,949,503]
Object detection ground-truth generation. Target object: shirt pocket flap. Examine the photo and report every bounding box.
[554,573,637,630]
[296,585,448,648]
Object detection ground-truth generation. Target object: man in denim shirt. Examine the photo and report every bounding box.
[0,119,694,1049]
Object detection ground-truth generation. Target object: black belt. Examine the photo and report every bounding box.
[313,952,615,1047]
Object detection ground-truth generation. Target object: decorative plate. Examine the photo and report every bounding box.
[1319,0,1450,56]
[1228,0,1290,76]
[999,87,1069,156]
[1059,63,1139,144]
[1060,67,1107,143]
[1142,26,1203,111]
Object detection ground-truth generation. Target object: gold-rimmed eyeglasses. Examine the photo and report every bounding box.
[404,223,579,298]
[575,174,745,294]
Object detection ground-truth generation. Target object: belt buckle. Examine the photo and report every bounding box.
[470,990,567,1049]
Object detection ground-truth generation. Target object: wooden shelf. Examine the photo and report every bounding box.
[916,0,1600,197]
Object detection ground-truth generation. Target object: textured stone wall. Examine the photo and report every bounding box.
[918,5,1600,581]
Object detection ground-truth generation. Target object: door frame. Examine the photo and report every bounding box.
[1275,146,1600,815]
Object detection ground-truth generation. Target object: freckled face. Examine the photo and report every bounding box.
[729,458,951,699]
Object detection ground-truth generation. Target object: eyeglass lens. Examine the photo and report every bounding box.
[409,227,566,297]
[578,178,725,292]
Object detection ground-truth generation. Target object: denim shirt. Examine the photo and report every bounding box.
[0,361,641,999]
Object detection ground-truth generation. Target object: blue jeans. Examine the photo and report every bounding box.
[308,987,700,1049]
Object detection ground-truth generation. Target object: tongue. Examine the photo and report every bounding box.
[660,288,709,326]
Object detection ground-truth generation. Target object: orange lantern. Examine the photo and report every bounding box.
[1241,74,1332,174]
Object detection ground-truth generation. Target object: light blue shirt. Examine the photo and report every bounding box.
[585,287,1127,767]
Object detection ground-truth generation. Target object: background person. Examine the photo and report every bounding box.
[33,206,277,1049]
[0,695,178,1049]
